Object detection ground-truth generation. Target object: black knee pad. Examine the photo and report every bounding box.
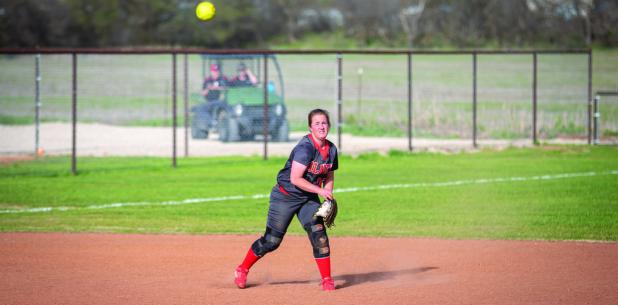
[251,227,285,257]
[304,222,330,258]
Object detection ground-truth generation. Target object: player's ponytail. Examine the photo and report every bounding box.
[308,109,331,127]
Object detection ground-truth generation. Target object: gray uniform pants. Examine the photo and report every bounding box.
[267,185,321,233]
[251,185,330,258]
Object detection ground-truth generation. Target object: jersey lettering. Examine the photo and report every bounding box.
[307,162,333,175]
[308,162,319,174]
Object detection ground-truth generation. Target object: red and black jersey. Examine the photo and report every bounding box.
[276,134,338,198]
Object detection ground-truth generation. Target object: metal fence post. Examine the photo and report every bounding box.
[337,53,342,152]
[593,94,600,145]
[357,67,363,116]
[71,53,77,175]
[263,54,269,160]
[533,52,538,144]
[407,52,413,151]
[183,53,189,157]
[472,52,477,148]
[172,53,177,168]
[35,54,41,157]
[587,50,593,145]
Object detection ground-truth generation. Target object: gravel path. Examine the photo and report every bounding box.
[1,123,588,157]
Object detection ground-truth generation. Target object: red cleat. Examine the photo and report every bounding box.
[321,277,335,291]
[234,266,249,289]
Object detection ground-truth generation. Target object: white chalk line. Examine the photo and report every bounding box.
[2,170,617,215]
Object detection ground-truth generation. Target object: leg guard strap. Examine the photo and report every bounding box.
[251,226,285,257]
[304,222,330,258]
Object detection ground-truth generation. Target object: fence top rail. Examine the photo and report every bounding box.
[596,91,618,96]
[0,47,591,55]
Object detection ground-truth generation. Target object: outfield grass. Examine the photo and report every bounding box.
[1,146,617,241]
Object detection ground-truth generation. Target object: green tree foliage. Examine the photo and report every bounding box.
[0,0,616,48]
[0,0,260,47]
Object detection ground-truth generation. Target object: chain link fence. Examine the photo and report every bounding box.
[1,48,609,172]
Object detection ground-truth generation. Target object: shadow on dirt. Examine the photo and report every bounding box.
[267,266,438,289]
[335,267,439,288]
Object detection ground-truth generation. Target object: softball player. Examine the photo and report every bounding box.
[234,109,338,291]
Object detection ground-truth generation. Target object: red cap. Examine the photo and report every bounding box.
[210,63,220,71]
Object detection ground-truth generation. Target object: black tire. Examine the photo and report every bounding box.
[218,111,240,142]
[191,118,209,139]
[272,119,289,142]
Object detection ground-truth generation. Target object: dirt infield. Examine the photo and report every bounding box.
[1,233,616,305]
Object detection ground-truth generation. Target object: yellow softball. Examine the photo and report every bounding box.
[196,2,216,21]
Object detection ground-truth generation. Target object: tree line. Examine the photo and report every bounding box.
[1,0,616,49]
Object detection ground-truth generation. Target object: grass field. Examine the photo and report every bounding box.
[1,146,617,241]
